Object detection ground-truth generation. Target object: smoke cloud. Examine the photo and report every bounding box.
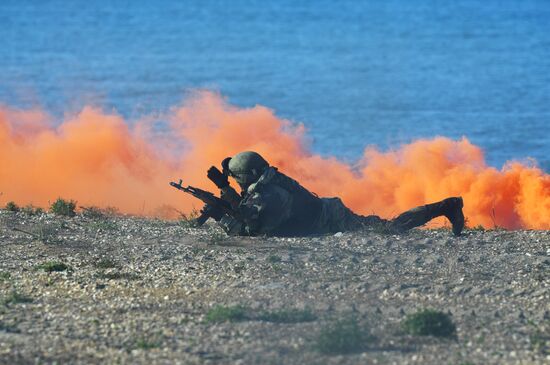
[1,91,548,229]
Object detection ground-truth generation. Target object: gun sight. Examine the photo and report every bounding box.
[169,179,184,190]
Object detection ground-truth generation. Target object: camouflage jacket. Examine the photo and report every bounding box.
[218,167,365,236]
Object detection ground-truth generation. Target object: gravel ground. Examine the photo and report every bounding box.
[0,210,549,365]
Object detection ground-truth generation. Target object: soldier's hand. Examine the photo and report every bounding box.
[207,166,229,188]
[221,157,232,175]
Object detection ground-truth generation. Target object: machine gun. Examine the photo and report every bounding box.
[169,179,241,226]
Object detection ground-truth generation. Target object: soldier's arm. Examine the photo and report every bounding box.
[207,165,242,209]
[238,185,293,235]
[220,185,241,210]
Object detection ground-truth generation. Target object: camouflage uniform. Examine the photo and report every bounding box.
[212,152,464,237]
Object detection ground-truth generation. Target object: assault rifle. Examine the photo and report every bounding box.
[169,179,241,226]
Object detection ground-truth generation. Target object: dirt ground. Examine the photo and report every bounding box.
[0,210,549,365]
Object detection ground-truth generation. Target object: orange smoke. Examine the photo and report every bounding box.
[0,91,548,229]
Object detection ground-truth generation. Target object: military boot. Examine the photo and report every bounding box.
[389,197,464,236]
[441,197,465,236]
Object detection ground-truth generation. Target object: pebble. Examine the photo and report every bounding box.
[0,210,548,364]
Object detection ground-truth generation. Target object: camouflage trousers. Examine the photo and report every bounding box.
[318,197,460,234]
[317,198,388,233]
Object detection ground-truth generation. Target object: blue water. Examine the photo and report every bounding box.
[1,0,549,170]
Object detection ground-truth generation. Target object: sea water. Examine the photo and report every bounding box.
[1,0,549,170]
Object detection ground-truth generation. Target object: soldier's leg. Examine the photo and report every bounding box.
[320,198,389,232]
[389,197,464,236]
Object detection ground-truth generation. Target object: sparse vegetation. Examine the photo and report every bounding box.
[402,309,457,338]
[0,320,18,333]
[205,305,248,323]
[470,224,485,231]
[134,337,161,350]
[5,201,19,212]
[233,263,246,274]
[530,330,549,355]
[94,258,118,269]
[50,198,77,217]
[127,330,165,352]
[148,218,172,228]
[191,247,203,255]
[259,308,316,323]
[80,206,106,219]
[368,220,393,235]
[36,261,70,273]
[0,201,547,363]
[2,290,32,305]
[315,317,371,354]
[104,206,120,216]
[267,254,282,263]
[528,319,549,355]
[20,204,44,215]
[178,208,200,228]
[82,206,119,219]
[88,219,118,232]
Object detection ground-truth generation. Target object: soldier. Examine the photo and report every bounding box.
[206,151,464,237]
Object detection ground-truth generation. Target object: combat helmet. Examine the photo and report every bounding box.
[226,151,269,189]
